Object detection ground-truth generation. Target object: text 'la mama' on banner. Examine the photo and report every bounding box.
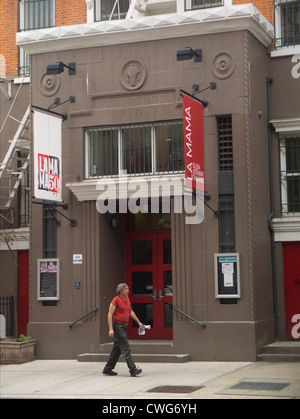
[182,91,205,192]
[33,110,62,202]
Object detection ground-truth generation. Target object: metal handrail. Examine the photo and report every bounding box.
[69,307,99,328]
[174,306,206,328]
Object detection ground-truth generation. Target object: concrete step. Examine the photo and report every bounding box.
[257,353,300,362]
[99,340,176,355]
[78,340,190,363]
[258,341,300,362]
[78,353,190,363]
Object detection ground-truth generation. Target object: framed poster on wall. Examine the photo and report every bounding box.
[37,259,60,301]
[214,253,240,298]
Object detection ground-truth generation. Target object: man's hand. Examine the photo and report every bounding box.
[109,329,114,338]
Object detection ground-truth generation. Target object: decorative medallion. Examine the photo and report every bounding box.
[39,72,60,96]
[120,60,146,91]
[211,52,235,80]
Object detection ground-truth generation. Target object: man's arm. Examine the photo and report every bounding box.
[130,309,143,327]
[108,303,116,338]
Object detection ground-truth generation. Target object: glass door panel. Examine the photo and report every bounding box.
[163,271,173,296]
[132,272,153,296]
[131,240,152,265]
[132,303,153,328]
[163,239,172,264]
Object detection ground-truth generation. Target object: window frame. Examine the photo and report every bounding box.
[94,0,130,21]
[18,0,55,76]
[84,121,184,179]
[280,134,300,215]
[185,0,224,12]
[19,0,55,31]
[274,0,300,49]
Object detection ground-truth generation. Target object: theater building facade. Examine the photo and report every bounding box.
[14,2,299,361]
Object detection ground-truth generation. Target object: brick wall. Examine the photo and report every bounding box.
[0,0,87,78]
[0,0,19,78]
[233,0,274,25]
[55,0,87,27]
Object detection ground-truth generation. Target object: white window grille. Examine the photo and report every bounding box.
[280,135,300,214]
[18,0,55,76]
[185,0,223,11]
[85,121,184,179]
[274,0,300,48]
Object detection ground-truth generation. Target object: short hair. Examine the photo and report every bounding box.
[116,283,127,294]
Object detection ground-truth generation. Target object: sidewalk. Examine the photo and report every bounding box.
[1,359,300,399]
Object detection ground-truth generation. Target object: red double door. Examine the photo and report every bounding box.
[283,243,300,340]
[126,231,173,339]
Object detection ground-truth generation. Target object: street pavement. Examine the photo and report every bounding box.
[1,359,300,400]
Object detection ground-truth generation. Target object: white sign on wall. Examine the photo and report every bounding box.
[73,254,83,264]
[33,111,62,202]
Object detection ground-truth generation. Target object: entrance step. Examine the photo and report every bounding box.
[78,353,190,363]
[100,340,177,354]
[257,341,300,362]
[78,340,190,363]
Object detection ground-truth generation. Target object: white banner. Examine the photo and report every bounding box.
[33,111,62,202]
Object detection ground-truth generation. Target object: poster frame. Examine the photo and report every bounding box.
[214,253,240,299]
[37,258,60,301]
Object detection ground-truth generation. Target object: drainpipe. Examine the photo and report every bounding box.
[266,76,279,340]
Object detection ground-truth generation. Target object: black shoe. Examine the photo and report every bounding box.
[102,367,117,376]
[130,367,142,377]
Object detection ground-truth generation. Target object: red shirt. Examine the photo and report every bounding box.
[111,295,132,323]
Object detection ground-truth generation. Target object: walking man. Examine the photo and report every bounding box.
[102,283,143,377]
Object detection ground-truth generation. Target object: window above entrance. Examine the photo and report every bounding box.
[84,121,184,179]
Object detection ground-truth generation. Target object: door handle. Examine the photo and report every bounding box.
[159,289,163,301]
[152,289,157,301]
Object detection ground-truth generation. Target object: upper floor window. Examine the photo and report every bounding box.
[85,121,184,179]
[18,0,54,76]
[275,0,300,48]
[280,135,300,214]
[185,0,223,11]
[94,0,130,21]
[19,0,55,31]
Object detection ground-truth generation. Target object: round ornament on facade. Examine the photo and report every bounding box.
[120,60,147,91]
[39,72,61,96]
[212,52,235,79]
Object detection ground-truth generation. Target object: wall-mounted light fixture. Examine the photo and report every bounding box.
[46,61,76,75]
[176,47,202,62]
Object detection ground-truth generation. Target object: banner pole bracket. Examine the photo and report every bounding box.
[32,200,77,227]
[191,190,219,218]
[180,88,209,107]
[192,82,216,96]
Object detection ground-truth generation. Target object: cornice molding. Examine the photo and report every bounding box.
[272,217,300,242]
[17,5,274,54]
[271,118,300,134]
[66,175,185,202]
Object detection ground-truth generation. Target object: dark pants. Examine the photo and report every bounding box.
[105,323,136,373]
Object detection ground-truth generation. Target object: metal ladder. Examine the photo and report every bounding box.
[0,105,31,218]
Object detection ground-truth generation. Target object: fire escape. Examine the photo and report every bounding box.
[0,79,31,224]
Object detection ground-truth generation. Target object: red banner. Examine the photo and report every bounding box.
[182,93,204,191]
